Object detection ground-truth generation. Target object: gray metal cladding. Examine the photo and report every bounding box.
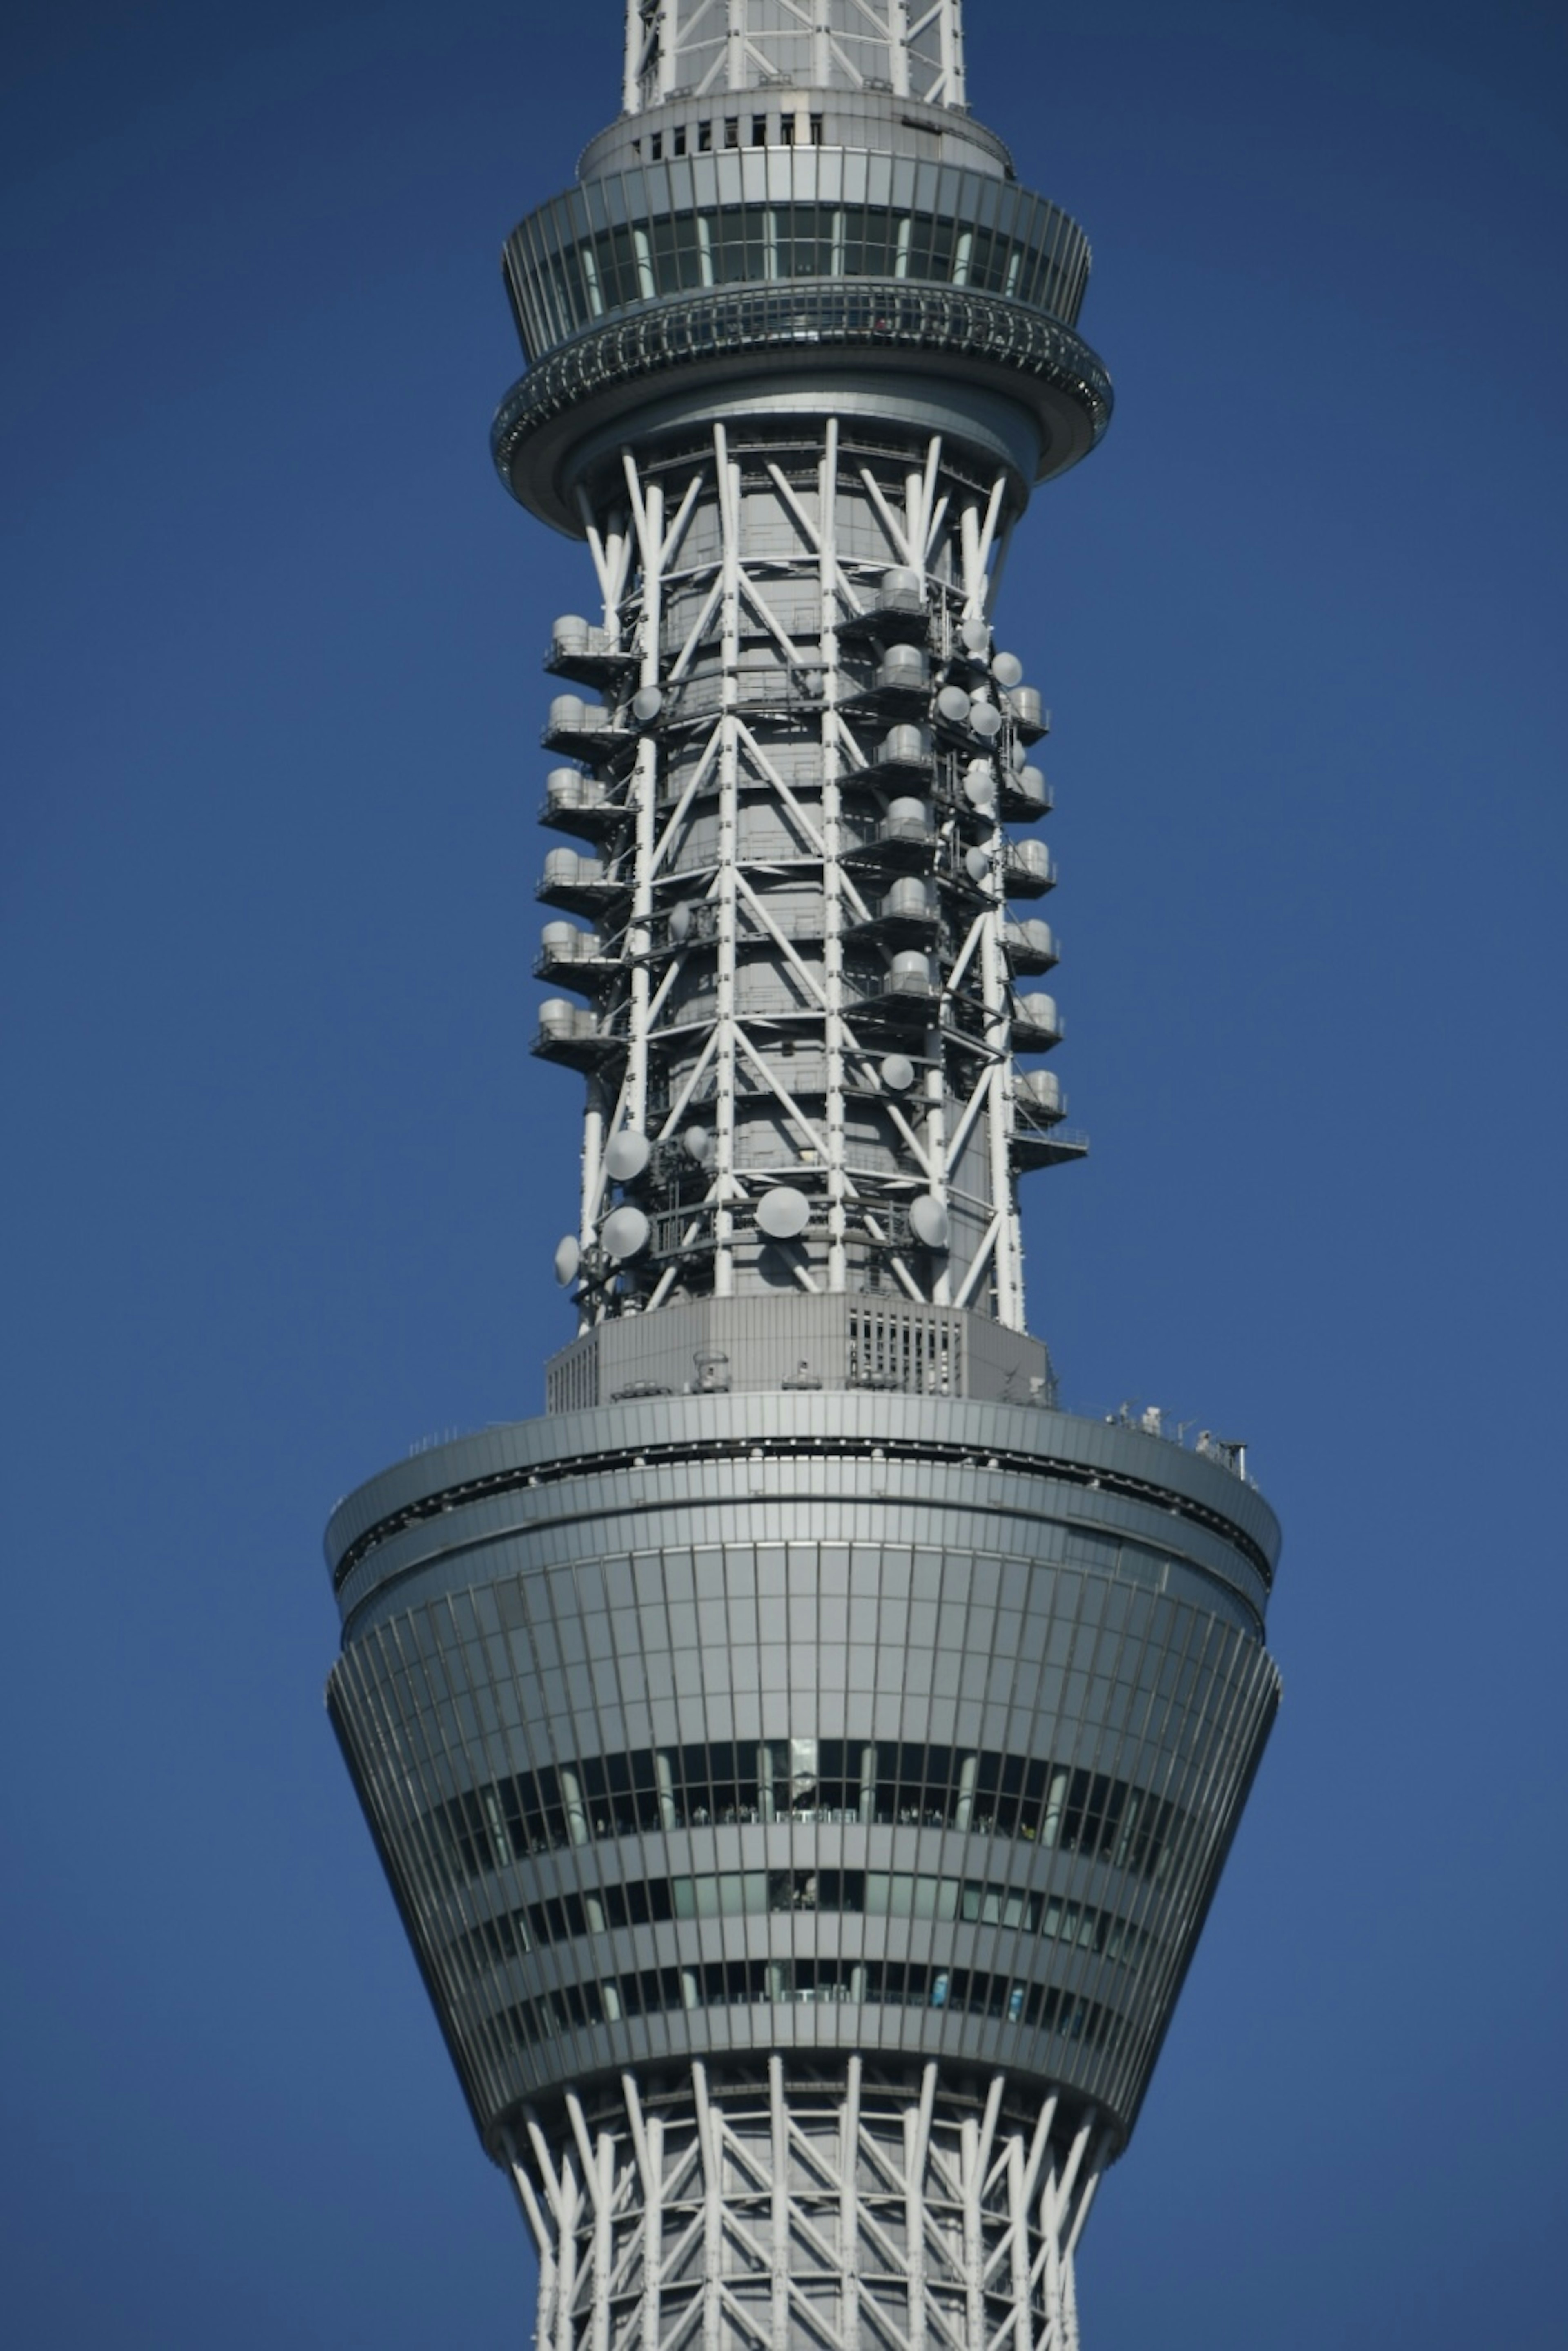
[328,1400,1279,2153]
[328,1397,1279,1634]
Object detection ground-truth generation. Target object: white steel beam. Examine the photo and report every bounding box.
[512,2064,1100,2351]
[624,2,970,113]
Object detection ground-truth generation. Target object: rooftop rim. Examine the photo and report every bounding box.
[325,1396,1281,1606]
[575,87,1018,183]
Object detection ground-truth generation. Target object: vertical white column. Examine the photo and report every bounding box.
[905,2064,937,2351]
[561,2091,611,2351]
[561,1765,590,1845]
[726,0,746,92]
[889,2,913,97]
[644,2111,665,2351]
[692,2062,725,2351]
[961,481,1023,1329]
[1040,2152,1064,2349]
[770,2055,791,2351]
[819,420,849,1291]
[960,2113,984,2351]
[840,2055,863,2351]
[712,424,741,1297]
[939,0,967,107]
[580,1075,606,1328]
[621,2076,661,2351]
[555,2159,582,2351]
[508,2142,559,2351]
[656,1748,679,1829]
[580,493,633,1327]
[624,456,664,1148]
[622,0,640,115]
[913,441,949,1305]
[813,0,833,89]
[1062,2254,1082,2351]
[982,847,1020,1328]
[658,0,680,100]
[1007,2137,1033,2351]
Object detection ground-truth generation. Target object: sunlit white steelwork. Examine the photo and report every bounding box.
[325,6,1283,2345]
[508,2063,1104,2351]
[540,419,1056,1332]
[623,2,967,114]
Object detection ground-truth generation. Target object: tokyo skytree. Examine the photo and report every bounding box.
[325,7,1283,2346]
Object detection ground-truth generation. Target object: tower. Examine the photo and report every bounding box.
[325,7,1283,2346]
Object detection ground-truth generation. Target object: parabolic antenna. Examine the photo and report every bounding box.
[602,1205,651,1260]
[604,1130,651,1183]
[909,1196,951,1251]
[755,1186,811,1241]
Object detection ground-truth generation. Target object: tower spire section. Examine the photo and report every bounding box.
[325,9,1283,2346]
[507,0,1107,1389]
[624,2,967,113]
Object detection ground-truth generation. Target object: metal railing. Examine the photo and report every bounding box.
[494,278,1112,478]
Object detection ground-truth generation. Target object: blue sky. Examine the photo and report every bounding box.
[2,2,1564,2343]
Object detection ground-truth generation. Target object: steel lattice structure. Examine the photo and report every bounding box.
[324,7,1283,2344]
[509,2063,1100,2351]
[623,3,967,116]
[536,416,1064,1333]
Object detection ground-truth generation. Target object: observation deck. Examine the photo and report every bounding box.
[328,1394,1281,2157]
[495,124,1110,533]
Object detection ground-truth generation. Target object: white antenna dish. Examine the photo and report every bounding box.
[909,1196,950,1250]
[604,1130,651,1183]
[602,1205,651,1261]
[756,1186,811,1240]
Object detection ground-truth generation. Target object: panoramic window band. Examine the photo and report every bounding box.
[505,171,1091,357]
[457,1866,1152,1980]
[497,1957,1120,2061]
[431,1737,1185,1886]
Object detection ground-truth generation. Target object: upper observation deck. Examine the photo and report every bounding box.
[503,144,1091,364]
[494,9,1107,529]
[494,140,1109,527]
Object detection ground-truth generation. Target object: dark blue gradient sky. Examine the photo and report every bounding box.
[3,3,1565,2344]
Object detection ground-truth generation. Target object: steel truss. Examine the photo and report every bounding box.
[540,421,1067,1332]
[623,4,967,115]
[507,2061,1103,2351]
